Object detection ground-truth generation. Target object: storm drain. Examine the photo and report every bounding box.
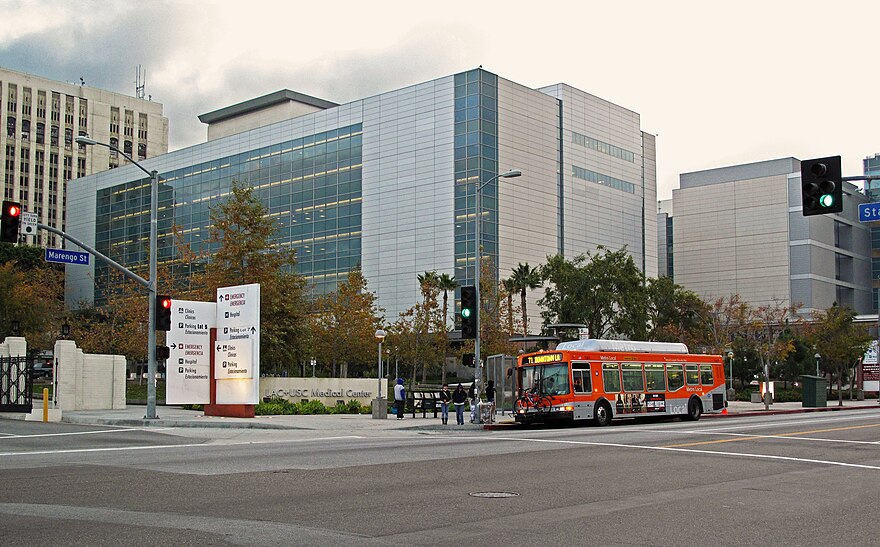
[469,491,519,498]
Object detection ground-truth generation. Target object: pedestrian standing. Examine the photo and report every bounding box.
[485,380,496,423]
[438,384,451,425]
[468,382,478,423]
[452,384,467,425]
[394,378,406,420]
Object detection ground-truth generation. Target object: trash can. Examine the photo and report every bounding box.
[801,375,827,408]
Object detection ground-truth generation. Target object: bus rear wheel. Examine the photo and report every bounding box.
[685,397,702,421]
[594,401,612,427]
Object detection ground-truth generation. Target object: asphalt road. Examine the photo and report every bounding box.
[2,410,880,546]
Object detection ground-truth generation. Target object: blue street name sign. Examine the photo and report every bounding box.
[859,203,880,223]
[45,248,90,265]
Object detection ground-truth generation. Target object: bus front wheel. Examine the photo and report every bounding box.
[685,397,703,421]
[594,401,612,427]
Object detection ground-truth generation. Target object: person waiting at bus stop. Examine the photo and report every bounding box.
[485,380,496,423]
[438,384,451,425]
[394,378,406,420]
[452,384,467,425]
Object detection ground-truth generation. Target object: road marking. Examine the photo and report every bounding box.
[0,435,364,457]
[482,435,880,471]
[0,427,174,440]
[663,422,880,448]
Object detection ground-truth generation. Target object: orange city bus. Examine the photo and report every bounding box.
[514,339,727,426]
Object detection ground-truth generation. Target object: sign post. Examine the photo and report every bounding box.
[166,300,216,404]
[209,283,260,414]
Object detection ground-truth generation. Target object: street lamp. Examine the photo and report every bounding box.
[76,135,161,420]
[373,329,386,420]
[727,351,734,395]
[474,169,521,423]
[814,352,821,377]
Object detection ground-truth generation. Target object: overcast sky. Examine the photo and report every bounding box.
[3,0,877,200]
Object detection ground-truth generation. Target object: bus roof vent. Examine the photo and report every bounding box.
[555,339,689,354]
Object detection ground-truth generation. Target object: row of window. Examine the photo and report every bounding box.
[572,131,635,162]
[572,165,636,194]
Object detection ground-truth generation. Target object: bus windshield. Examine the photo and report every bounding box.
[523,363,570,396]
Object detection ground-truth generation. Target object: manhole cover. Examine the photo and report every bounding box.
[469,491,519,498]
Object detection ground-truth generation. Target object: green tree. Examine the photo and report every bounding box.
[313,268,383,378]
[193,181,311,373]
[436,272,458,384]
[509,262,541,336]
[396,273,446,384]
[807,304,872,406]
[539,247,647,339]
[645,276,708,347]
[0,255,64,349]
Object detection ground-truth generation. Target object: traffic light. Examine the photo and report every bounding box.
[1,201,22,243]
[801,156,842,216]
[462,353,475,367]
[155,295,172,331]
[460,285,477,339]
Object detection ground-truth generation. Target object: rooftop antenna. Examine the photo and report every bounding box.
[79,76,85,86]
[135,65,146,100]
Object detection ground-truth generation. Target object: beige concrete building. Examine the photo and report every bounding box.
[664,158,872,314]
[1,67,167,247]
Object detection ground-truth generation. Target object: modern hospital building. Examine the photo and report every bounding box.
[66,69,657,326]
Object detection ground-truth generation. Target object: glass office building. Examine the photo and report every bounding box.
[67,69,657,328]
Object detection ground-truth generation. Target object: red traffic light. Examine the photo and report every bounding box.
[160,297,171,309]
[6,204,20,217]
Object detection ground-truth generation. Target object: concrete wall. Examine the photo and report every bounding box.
[261,377,387,406]
[54,340,126,411]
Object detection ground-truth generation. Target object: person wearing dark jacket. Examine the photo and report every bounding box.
[393,378,406,420]
[485,380,496,423]
[452,384,468,425]
[438,384,452,425]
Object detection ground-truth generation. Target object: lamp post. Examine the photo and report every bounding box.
[727,351,734,400]
[76,136,160,420]
[474,169,521,423]
[815,352,821,377]
[373,329,386,419]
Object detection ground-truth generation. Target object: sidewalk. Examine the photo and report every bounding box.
[3,398,877,431]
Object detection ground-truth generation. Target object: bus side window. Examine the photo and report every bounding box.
[667,364,684,391]
[700,364,714,385]
[572,367,591,393]
[645,363,665,391]
[621,363,644,392]
[686,365,700,386]
[602,363,620,393]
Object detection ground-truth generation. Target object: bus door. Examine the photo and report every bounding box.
[571,361,594,420]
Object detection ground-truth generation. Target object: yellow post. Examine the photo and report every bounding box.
[43,387,49,422]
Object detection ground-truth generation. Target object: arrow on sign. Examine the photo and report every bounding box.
[169,343,177,349]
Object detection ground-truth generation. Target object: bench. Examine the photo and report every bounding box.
[408,391,440,418]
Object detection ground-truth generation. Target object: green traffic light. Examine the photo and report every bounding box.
[461,308,472,318]
[820,194,835,208]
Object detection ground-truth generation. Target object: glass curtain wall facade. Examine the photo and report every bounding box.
[865,154,880,311]
[453,70,499,301]
[93,124,362,304]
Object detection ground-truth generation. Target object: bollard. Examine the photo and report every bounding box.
[43,387,49,422]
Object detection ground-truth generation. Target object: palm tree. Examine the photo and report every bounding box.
[436,273,457,384]
[436,273,458,330]
[502,277,517,335]
[510,262,542,336]
[417,271,440,303]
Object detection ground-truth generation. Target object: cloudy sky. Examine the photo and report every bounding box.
[3,0,877,199]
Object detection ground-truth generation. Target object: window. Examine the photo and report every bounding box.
[621,363,644,392]
[686,365,700,386]
[572,165,636,194]
[700,365,714,386]
[645,364,665,392]
[572,365,592,393]
[667,364,684,391]
[603,363,621,393]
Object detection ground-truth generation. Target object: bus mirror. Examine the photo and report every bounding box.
[506,367,513,378]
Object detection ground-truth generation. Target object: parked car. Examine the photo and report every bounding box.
[31,363,53,379]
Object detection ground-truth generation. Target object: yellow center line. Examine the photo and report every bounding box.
[664,423,880,448]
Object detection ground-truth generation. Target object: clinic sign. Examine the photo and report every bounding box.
[166,300,215,404]
[215,283,260,404]
[164,283,261,405]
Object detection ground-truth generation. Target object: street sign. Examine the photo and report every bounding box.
[21,212,37,236]
[166,300,216,404]
[858,202,880,223]
[44,248,89,265]
[215,283,260,404]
